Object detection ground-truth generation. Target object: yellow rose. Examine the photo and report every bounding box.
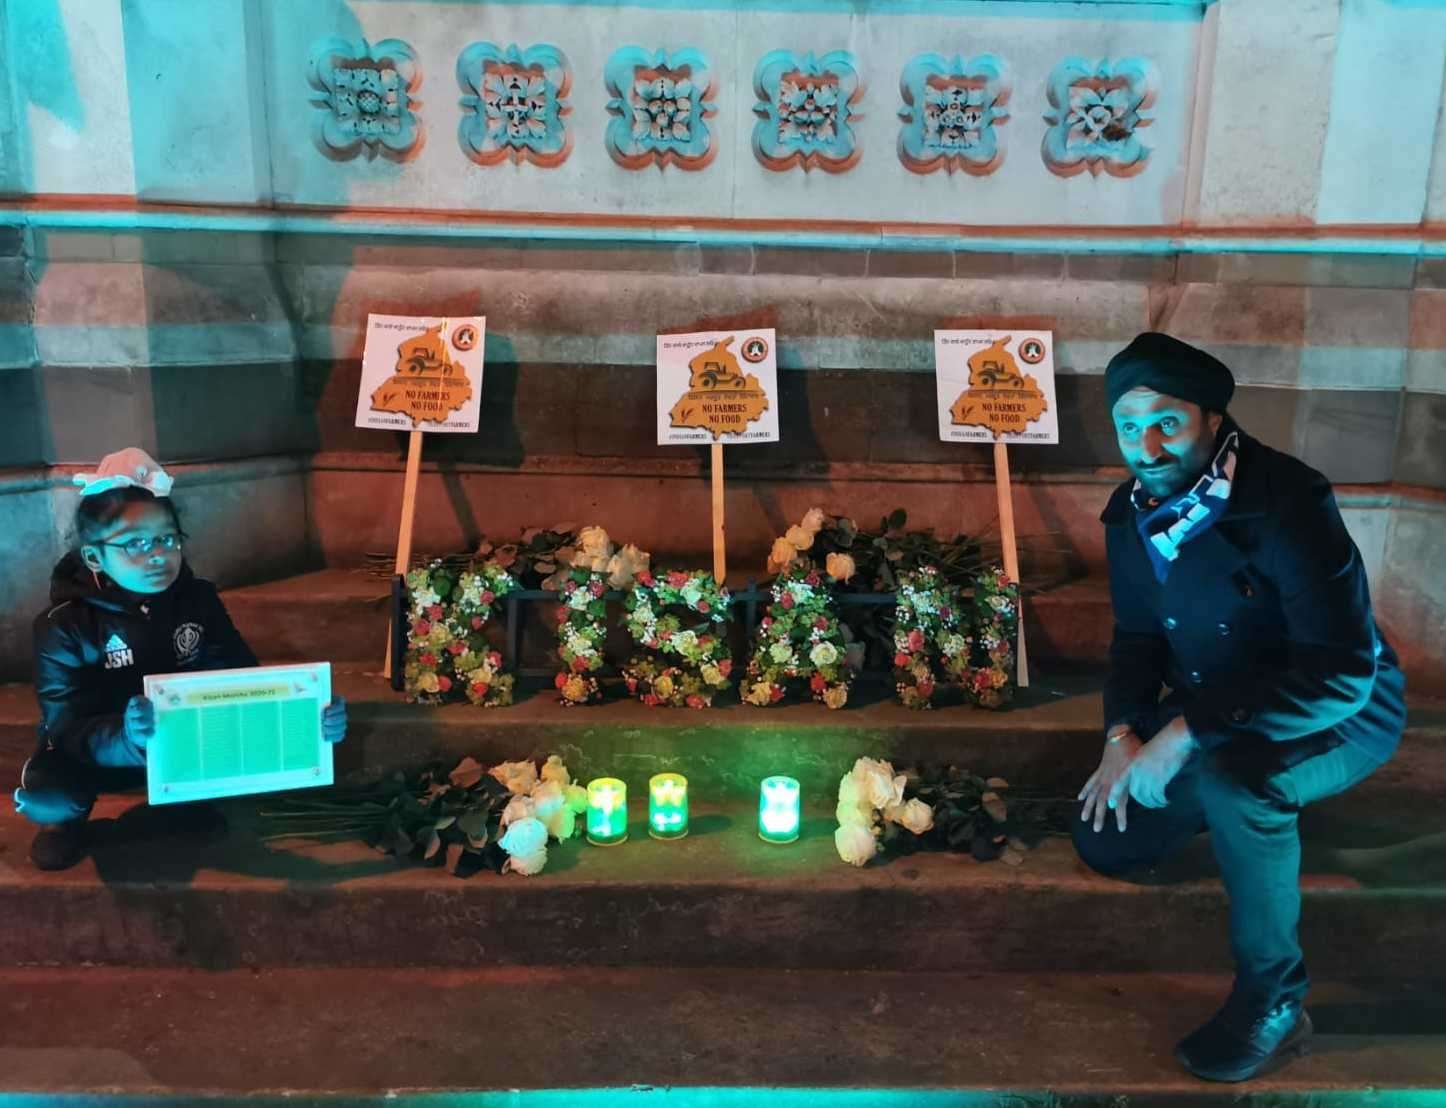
[801,507,827,534]
[785,525,814,552]
[745,682,774,706]
[825,552,856,582]
[562,675,587,702]
[701,663,723,686]
[578,525,613,559]
[767,537,798,575]
[654,674,675,698]
[823,684,848,710]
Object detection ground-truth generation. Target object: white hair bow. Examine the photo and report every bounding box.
[73,447,174,498]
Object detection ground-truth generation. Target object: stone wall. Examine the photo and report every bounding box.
[1,0,1445,685]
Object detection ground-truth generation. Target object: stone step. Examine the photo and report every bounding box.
[218,568,1113,665]
[3,780,1445,978]
[3,966,1444,1102]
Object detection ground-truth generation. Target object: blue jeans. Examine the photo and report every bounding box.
[13,747,146,826]
[1073,734,1386,1010]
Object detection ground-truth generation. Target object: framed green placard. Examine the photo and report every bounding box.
[143,663,333,806]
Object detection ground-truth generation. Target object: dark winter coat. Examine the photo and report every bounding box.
[1101,422,1406,765]
[32,553,258,768]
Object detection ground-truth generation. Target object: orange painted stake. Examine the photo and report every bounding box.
[711,441,727,585]
[993,439,1029,688]
[382,429,425,679]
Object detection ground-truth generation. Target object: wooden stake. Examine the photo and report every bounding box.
[993,439,1030,688]
[383,429,425,679]
[711,441,727,585]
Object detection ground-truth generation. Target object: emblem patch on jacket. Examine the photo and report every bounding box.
[173,622,204,665]
[104,633,134,670]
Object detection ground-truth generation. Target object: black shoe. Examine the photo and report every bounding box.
[1176,999,1312,1082]
[29,821,91,871]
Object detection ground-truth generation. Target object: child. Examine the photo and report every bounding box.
[13,449,347,870]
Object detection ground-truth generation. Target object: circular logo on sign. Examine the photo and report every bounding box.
[1018,337,1047,365]
[173,622,204,665]
[741,336,770,364]
[452,324,479,352]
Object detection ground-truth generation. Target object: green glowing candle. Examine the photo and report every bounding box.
[648,773,689,840]
[586,777,629,846]
[759,775,800,844]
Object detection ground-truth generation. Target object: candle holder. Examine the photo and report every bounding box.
[758,775,800,844]
[648,773,689,840]
[586,777,629,846]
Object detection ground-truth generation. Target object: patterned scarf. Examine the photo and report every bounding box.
[1132,429,1240,583]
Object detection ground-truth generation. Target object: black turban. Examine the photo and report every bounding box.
[1105,332,1234,414]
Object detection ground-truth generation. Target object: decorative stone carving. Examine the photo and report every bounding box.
[604,46,716,171]
[1041,57,1156,178]
[898,53,1010,176]
[457,42,572,168]
[752,50,862,173]
[308,37,421,161]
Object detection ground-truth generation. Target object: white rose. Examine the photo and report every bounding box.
[578,526,613,559]
[607,544,651,589]
[835,824,878,867]
[498,816,548,857]
[501,795,535,827]
[801,508,827,534]
[490,760,539,796]
[541,755,571,787]
[769,642,795,665]
[885,798,935,836]
[837,772,865,809]
[531,780,565,822]
[590,553,612,573]
[809,641,839,668]
[546,806,576,841]
[851,757,905,810]
[503,848,548,876]
[785,525,814,552]
[835,796,874,828]
[565,784,588,814]
[825,552,856,582]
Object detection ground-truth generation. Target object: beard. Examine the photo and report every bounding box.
[1131,426,1218,499]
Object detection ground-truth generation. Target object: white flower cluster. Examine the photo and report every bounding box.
[833,756,934,867]
[491,755,589,876]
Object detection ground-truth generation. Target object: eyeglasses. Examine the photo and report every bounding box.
[97,533,184,557]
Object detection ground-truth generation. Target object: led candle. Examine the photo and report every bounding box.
[586,777,629,846]
[758,775,800,844]
[648,773,689,840]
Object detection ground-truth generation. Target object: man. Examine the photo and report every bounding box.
[1074,332,1406,1082]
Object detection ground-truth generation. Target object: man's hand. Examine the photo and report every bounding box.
[1079,728,1142,833]
[1108,715,1197,816]
[123,695,156,750]
[321,695,348,744]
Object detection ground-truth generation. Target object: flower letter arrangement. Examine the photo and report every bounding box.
[405,559,518,706]
[742,562,853,709]
[892,564,1019,710]
[623,570,734,708]
[549,525,652,706]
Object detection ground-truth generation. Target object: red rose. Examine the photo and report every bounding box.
[918,681,934,698]
[697,600,710,613]
[814,617,829,631]
[769,686,785,703]
[643,693,661,707]
[419,653,437,667]
[805,572,821,587]
[718,659,733,677]
[437,675,452,692]
[489,651,502,667]
[471,617,483,630]
[472,682,489,697]
[481,590,495,605]
[556,608,569,624]
[412,619,430,637]
[427,604,444,621]
[571,656,588,673]
[894,652,910,669]
[907,629,926,652]
[810,673,827,692]
[554,672,568,690]
[638,571,655,587]
[781,594,795,610]
[761,616,773,629]
[626,678,638,693]
[686,694,705,709]
[699,635,712,647]
[448,641,465,655]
